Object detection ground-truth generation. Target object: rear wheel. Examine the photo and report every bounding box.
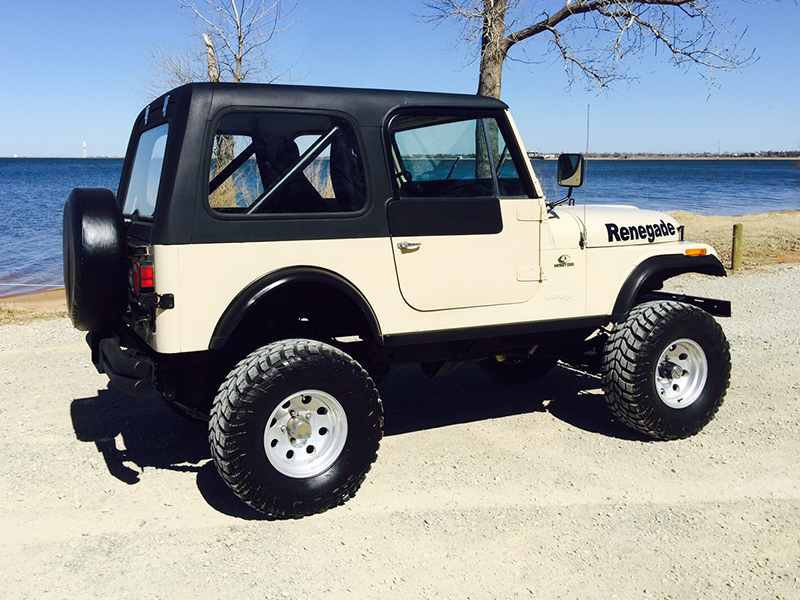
[62,187,127,331]
[602,301,730,440]
[209,339,383,518]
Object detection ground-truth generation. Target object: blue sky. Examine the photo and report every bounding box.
[1,0,798,157]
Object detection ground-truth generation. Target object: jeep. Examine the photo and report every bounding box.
[63,83,731,518]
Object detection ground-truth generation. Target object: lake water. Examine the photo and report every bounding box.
[533,159,800,215]
[1,157,798,297]
[1,159,122,298]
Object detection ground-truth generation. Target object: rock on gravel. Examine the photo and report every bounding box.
[1,266,799,599]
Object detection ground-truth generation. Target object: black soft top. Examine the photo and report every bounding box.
[121,82,515,246]
[147,82,509,127]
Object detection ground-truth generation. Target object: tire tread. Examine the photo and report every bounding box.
[209,339,383,519]
[602,301,730,440]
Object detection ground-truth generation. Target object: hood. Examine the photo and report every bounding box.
[554,205,681,249]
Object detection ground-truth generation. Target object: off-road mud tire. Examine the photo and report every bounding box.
[62,187,127,331]
[601,300,730,440]
[209,339,383,519]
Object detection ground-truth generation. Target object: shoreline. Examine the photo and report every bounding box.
[585,155,800,161]
[0,288,66,308]
[0,156,124,160]
[531,155,800,161]
[5,155,797,161]
[0,289,67,324]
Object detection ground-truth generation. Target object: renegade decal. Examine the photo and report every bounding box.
[606,220,677,243]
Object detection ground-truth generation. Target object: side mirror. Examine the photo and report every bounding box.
[557,153,585,188]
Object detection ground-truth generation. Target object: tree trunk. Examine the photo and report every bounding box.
[204,34,220,83]
[204,33,237,207]
[477,0,509,99]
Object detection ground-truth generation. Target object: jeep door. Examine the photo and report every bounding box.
[387,112,542,311]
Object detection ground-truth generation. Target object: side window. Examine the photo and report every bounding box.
[390,116,493,198]
[389,115,527,199]
[122,123,169,217]
[490,119,526,197]
[208,112,366,215]
[209,134,262,208]
[295,135,334,199]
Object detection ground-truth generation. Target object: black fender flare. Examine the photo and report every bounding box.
[612,254,727,319]
[209,267,382,350]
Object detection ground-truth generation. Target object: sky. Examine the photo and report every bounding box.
[1,0,798,157]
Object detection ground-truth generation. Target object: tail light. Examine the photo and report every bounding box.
[132,259,155,296]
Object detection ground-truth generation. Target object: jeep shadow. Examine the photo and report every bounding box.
[379,364,648,441]
[70,387,268,519]
[69,363,645,517]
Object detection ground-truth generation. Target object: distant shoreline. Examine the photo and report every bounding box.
[529,155,800,161]
[0,156,124,160]
[587,155,800,161]
[3,154,798,161]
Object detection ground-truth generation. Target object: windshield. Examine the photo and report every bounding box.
[122,123,169,218]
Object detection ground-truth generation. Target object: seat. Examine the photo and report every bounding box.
[330,131,366,211]
[270,139,328,214]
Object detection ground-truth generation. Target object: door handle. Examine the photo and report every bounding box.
[397,241,421,251]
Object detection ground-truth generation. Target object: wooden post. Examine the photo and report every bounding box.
[731,223,743,270]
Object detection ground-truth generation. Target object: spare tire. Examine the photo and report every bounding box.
[62,187,128,331]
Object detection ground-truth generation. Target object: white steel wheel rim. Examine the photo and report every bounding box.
[655,338,708,409]
[263,389,348,478]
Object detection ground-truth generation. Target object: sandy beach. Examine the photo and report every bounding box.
[1,211,799,598]
[670,209,800,269]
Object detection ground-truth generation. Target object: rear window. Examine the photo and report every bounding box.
[208,112,367,215]
[122,123,169,218]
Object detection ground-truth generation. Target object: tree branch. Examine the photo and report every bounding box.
[420,0,758,95]
[148,0,295,87]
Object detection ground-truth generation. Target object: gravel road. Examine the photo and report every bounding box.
[2,265,799,599]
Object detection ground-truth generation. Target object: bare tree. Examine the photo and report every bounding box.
[147,0,293,94]
[422,0,757,98]
[147,1,294,206]
[180,0,292,83]
[203,33,222,82]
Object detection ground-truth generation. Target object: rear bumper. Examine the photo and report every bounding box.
[87,331,154,398]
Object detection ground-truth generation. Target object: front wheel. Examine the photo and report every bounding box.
[209,339,383,518]
[601,301,730,440]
